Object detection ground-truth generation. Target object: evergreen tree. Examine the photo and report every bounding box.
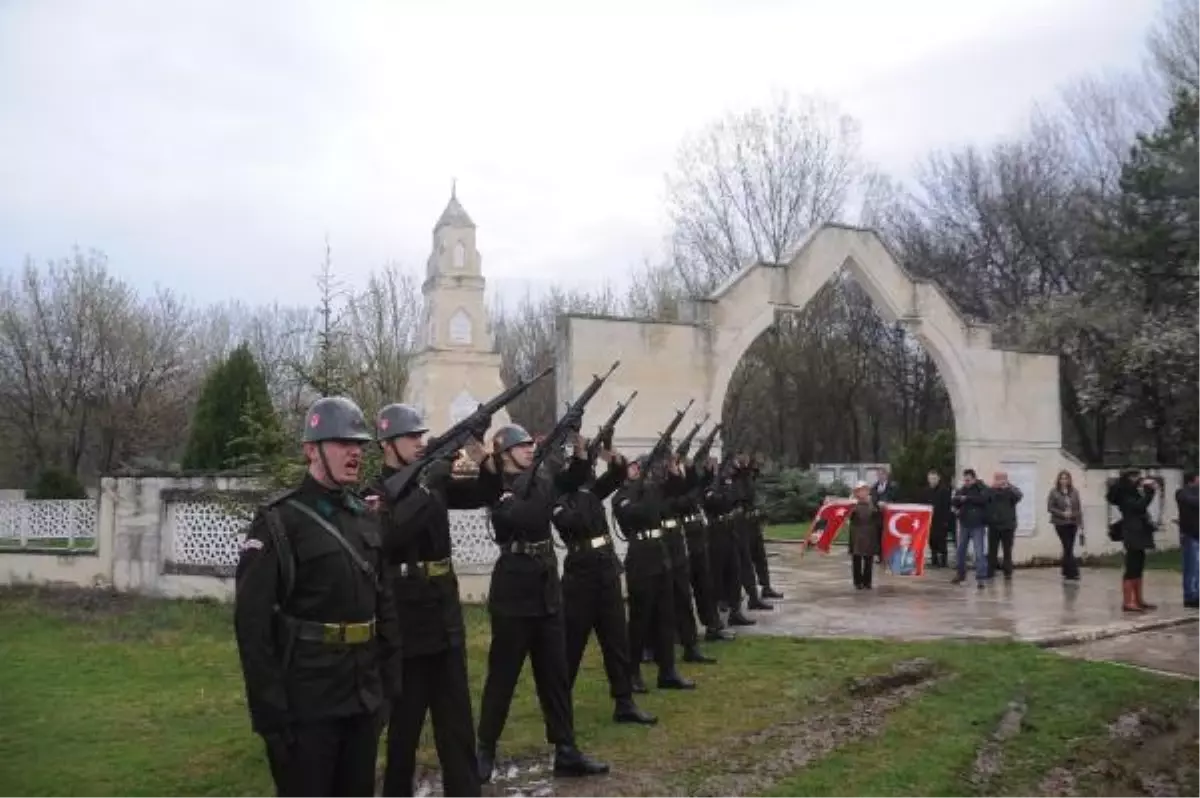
[182,343,278,470]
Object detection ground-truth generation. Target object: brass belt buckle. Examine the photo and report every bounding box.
[343,622,372,645]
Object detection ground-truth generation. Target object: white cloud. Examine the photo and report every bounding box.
[0,0,1162,307]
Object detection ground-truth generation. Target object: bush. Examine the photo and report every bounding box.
[757,468,850,525]
[889,428,956,501]
[28,469,88,500]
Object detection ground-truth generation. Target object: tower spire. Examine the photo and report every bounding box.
[451,177,457,200]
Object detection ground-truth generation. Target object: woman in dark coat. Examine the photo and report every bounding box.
[1106,469,1158,612]
[847,481,883,590]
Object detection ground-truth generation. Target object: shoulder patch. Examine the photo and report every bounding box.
[240,537,265,552]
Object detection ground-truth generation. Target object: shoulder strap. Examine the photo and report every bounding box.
[262,507,296,608]
[284,498,377,586]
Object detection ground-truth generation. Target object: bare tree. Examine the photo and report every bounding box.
[1148,0,1199,96]
[344,262,423,411]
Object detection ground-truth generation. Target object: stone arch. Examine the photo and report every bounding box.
[704,251,980,445]
[557,224,1073,554]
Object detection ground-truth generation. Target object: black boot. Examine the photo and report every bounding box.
[613,696,657,725]
[477,744,496,784]
[728,608,756,626]
[705,625,735,641]
[657,668,696,689]
[747,596,774,610]
[682,644,716,663]
[553,744,610,777]
[761,586,784,599]
[641,647,654,663]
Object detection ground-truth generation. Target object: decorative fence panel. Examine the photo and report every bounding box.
[0,500,97,546]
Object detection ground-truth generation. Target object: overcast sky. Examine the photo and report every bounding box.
[0,0,1163,309]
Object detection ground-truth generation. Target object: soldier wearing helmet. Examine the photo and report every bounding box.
[366,402,499,798]
[730,452,777,610]
[475,420,610,782]
[233,396,402,797]
[611,453,696,694]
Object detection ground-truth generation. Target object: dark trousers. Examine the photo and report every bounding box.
[748,518,772,587]
[1054,524,1079,579]
[851,555,874,588]
[264,714,380,797]
[669,560,699,647]
[627,568,677,678]
[1124,547,1146,580]
[710,523,740,608]
[477,612,574,751]
[383,647,479,797]
[987,526,1015,577]
[929,525,949,564]
[686,532,718,628]
[733,521,758,601]
[563,562,633,699]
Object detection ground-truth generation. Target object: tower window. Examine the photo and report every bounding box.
[453,241,466,269]
[449,308,473,345]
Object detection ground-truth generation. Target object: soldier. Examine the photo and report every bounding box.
[476,423,609,783]
[704,457,757,627]
[659,452,720,661]
[551,440,657,725]
[368,403,500,798]
[613,455,697,693]
[234,396,403,797]
[680,451,734,642]
[730,454,776,610]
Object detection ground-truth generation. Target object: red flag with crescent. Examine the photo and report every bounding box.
[807,498,856,553]
[881,503,933,577]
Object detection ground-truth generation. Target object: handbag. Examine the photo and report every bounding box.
[1107,519,1124,542]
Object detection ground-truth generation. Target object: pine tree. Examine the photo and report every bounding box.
[182,343,278,471]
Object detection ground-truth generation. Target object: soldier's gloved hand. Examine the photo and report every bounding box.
[468,414,492,442]
[563,406,584,432]
[421,459,453,491]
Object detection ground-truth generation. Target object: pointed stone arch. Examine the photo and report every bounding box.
[448,307,473,346]
[556,223,1077,556]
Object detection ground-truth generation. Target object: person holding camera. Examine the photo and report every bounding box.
[1106,469,1159,613]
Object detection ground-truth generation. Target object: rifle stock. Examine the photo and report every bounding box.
[381,365,554,502]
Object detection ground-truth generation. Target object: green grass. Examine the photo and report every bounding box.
[0,587,1194,796]
[0,536,97,551]
[764,521,812,541]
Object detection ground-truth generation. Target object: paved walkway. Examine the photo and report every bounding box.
[741,544,1197,676]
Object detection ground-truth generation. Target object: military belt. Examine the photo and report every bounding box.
[283,615,376,645]
[631,529,663,542]
[683,513,706,526]
[505,539,555,556]
[662,519,680,530]
[567,534,612,554]
[398,558,454,578]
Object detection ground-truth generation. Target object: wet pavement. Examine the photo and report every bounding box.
[742,544,1199,648]
[1055,622,1199,678]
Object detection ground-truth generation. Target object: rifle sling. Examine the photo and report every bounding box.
[285,499,378,587]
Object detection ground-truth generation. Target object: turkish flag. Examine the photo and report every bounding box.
[881,503,933,577]
[807,498,856,553]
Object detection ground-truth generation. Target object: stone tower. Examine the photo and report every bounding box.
[402,184,511,435]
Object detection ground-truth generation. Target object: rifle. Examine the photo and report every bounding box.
[586,390,637,461]
[519,361,620,496]
[673,413,709,460]
[692,422,722,470]
[637,399,694,481]
[381,366,554,502]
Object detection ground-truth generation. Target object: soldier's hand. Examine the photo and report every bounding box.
[570,431,586,456]
[421,459,453,491]
[463,439,488,464]
[468,414,492,442]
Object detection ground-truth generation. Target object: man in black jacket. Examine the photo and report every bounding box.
[476,424,608,783]
[1177,471,1198,608]
[951,469,990,588]
[919,470,953,568]
[368,403,501,798]
[985,471,1023,580]
[234,396,403,797]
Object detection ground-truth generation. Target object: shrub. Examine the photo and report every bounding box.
[889,428,956,501]
[28,468,88,500]
[757,468,851,524]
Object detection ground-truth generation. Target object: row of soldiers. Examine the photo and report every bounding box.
[233,390,779,797]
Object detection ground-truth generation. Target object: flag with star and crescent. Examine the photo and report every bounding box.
[805,498,856,553]
[881,502,933,576]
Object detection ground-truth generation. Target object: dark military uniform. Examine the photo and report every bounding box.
[551,455,656,725]
[730,463,774,610]
[235,474,403,797]
[477,425,608,781]
[369,440,502,797]
[680,461,730,641]
[612,465,695,691]
[702,466,756,627]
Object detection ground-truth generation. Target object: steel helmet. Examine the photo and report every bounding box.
[492,424,533,453]
[376,403,428,441]
[301,396,372,444]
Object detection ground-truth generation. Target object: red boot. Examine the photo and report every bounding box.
[1122,579,1143,613]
